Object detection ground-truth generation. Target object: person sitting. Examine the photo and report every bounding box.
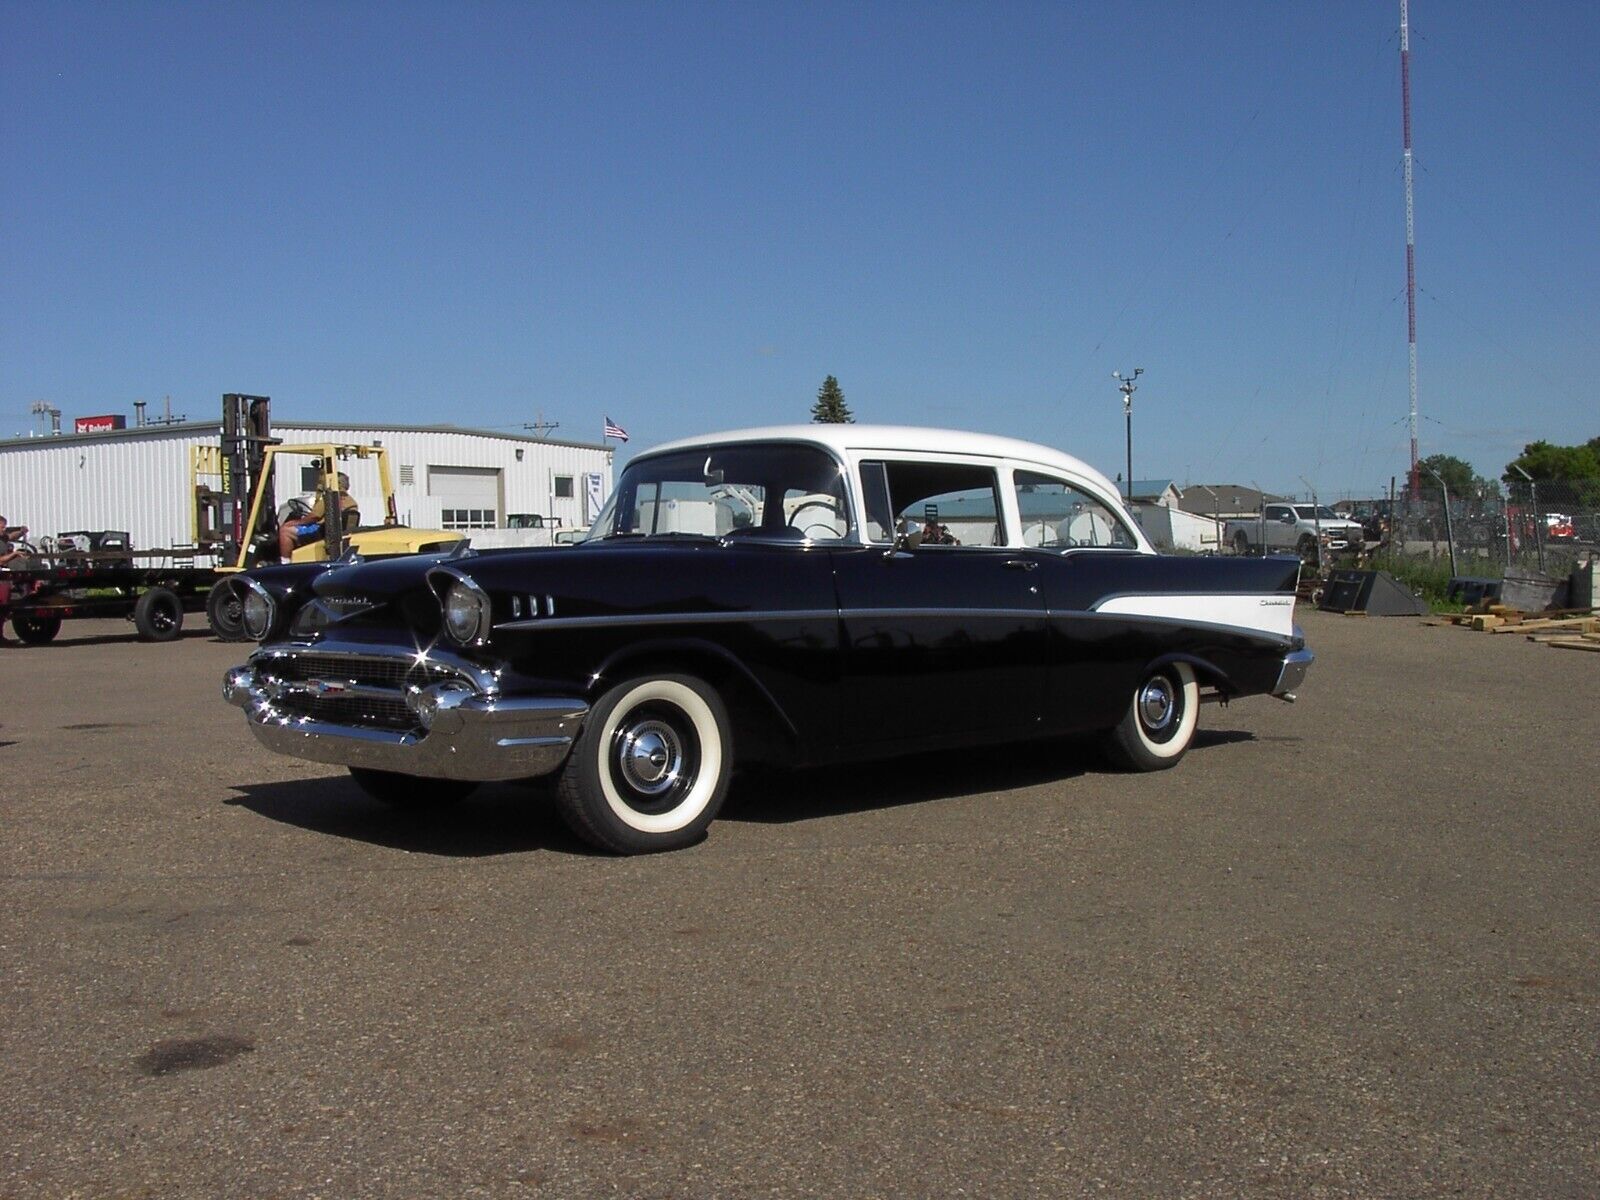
[1,513,32,629]
[277,474,360,560]
[0,514,27,562]
[919,519,961,546]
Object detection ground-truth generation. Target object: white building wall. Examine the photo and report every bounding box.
[0,422,613,554]
[277,425,612,533]
[0,424,214,554]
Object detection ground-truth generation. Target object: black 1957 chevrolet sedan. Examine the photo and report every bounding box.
[222,425,1312,854]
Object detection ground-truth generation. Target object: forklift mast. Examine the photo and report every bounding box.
[220,394,275,563]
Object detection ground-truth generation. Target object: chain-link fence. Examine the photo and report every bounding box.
[1387,478,1597,581]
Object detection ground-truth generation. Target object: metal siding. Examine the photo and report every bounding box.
[0,428,209,553]
[1,424,612,550]
[270,427,610,532]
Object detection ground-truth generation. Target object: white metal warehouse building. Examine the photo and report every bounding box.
[0,419,615,554]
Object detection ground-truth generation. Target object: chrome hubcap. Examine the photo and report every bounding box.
[1139,677,1175,732]
[618,720,682,796]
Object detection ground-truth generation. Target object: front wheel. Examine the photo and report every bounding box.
[1103,662,1199,772]
[348,767,478,809]
[556,673,732,854]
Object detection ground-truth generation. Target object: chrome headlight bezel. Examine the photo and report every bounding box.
[443,581,488,644]
[239,578,277,641]
[429,565,491,646]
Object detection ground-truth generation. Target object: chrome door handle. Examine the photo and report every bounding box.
[1003,559,1038,571]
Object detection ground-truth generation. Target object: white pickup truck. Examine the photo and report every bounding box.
[1226,504,1366,559]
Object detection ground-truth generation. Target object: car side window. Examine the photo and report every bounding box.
[873,460,1002,547]
[1012,471,1137,549]
[1265,505,1291,522]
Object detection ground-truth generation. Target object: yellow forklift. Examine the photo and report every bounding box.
[1,395,465,646]
[192,395,464,637]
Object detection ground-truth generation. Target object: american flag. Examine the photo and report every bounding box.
[603,416,629,442]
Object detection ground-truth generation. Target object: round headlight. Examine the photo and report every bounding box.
[241,585,275,640]
[443,582,487,644]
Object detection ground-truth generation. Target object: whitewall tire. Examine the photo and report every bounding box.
[556,674,732,854]
[1103,662,1200,772]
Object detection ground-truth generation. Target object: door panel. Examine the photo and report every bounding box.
[829,545,1049,750]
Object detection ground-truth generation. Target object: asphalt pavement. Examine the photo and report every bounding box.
[1,609,1595,1198]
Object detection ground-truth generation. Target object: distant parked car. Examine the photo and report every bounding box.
[1544,513,1576,541]
[1226,504,1365,559]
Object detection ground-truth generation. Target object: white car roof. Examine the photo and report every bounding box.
[645,424,1125,501]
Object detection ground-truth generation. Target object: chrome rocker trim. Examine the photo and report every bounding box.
[223,646,588,782]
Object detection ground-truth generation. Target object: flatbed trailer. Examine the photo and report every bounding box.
[2,549,225,644]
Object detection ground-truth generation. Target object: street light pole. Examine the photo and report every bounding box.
[1423,463,1457,578]
[1112,368,1143,500]
[1510,463,1544,573]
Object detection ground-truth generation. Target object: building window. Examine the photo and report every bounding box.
[439,508,497,530]
[554,475,574,499]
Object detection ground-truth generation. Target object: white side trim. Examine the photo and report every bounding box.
[1092,593,1295,639]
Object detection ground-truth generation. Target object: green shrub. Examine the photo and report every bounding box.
[1370,553,1501,613]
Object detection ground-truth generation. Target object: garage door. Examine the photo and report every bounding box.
[428,467,501,530]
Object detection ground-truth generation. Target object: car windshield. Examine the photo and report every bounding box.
[1294,505,1340,520]
[587,442,852,542]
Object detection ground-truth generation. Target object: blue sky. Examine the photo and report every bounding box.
[3,1,1595,497]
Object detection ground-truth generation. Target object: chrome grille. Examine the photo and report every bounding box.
[256,651,471,733]
[274,692,417,731]
[268,652,457,690]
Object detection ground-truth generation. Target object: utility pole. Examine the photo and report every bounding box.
[1112,368,1143,501]
[1400,0,1421,497]
[522,413,561,439]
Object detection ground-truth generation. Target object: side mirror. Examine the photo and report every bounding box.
[892,518,924,552]
[1280,514,1297,525]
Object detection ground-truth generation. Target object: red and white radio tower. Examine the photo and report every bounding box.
[1401,0,1421,496]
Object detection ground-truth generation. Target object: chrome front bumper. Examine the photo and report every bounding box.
[1272,646,1315,702]
[223,649,588,782]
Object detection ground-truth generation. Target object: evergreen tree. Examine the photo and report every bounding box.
[810,375,854,423]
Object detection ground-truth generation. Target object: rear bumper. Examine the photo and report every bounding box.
[1272,647,1314,700]
[223,658,587,782]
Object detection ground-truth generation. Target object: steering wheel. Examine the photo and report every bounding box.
[789,499,846,540]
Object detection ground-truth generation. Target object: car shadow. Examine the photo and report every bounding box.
[722,728,1257,826]
[224,729,1260,855]
[224,776,593,858]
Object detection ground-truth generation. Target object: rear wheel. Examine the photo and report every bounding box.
[133,587,183,642]
[555,673,732,854]
[206,582,248,641]
[348,767,479,809]
[11,614,62,644]
[1103,662,1199,772]
[1232,530,1251,556]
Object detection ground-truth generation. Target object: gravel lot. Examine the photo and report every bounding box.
[2,609,1595,1198]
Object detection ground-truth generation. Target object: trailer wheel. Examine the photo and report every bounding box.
[133,587,183,642]
[206,582,248,642]
[12,614,62,645]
